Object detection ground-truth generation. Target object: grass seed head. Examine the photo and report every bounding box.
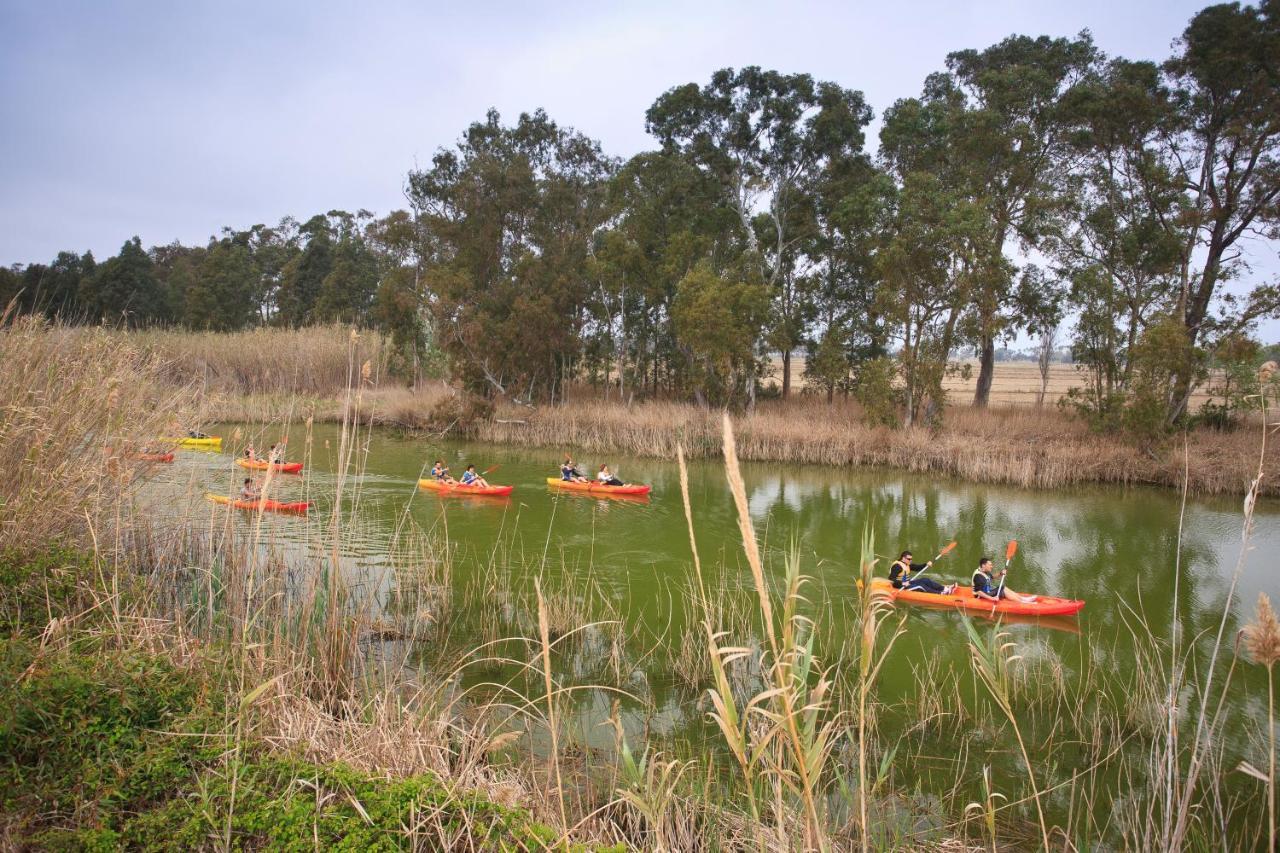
[1245,592,1280,668]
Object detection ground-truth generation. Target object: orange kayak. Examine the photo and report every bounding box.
[545,478,652,496]
[418,478,513,497]
[869,577,1084,617]
[237,458,304,474]
[206,493,311,515]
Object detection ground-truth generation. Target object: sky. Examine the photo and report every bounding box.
[2,0,1275,340]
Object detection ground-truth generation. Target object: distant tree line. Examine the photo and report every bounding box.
[4,1,1278,433]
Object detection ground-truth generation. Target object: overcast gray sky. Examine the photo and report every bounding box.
[3,0,1275,340]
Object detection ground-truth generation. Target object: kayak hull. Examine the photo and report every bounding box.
[418,478,513,497]
[545,477,652,496]
[206,493,311,515]
[237,458,304,474]
[870,577,1084,617]
[164,436,223,449]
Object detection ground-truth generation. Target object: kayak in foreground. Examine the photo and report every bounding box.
[163,436,223,449]
[545,478,652,496]
[869,577,1084,617]
[236,458,304,474]
[418,478,514,497]
[206,493,311,515]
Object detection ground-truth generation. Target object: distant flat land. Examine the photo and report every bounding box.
[766,357,1220,409]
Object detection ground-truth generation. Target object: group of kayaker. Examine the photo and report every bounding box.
[560,455,628,486]
[429,460,491,488]
[890,549,1037,603]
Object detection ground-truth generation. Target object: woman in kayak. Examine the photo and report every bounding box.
[597,464,625,487]
[460,464,490,488]
[244,443,257,461]
[889,550,956,595]
[268,443,284,464]
[431,459,457,484]
[239,477,261,501]
[972,557,1037,604]
[561,456,589,483]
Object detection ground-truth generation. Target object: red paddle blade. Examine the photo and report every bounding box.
[939,541,958,557]
[1005,540,1019,562]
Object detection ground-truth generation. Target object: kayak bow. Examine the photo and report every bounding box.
[206,493,311,515]
[236,458,304,474]
[418,478,513,497]
[869,577,1084,617]
[545,478,652,496]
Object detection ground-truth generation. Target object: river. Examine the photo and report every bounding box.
[141,422,1280,847]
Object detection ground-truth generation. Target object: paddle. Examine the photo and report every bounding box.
[992,539,1018,610]
[904,540,957,583]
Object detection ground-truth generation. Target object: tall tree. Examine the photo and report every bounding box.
[646,67,873,399]
[1055,58,1184,420]
[920,34,1098,406]
[80,237,166,326]
[275,214,334,326]
[408,109,613,402]
[1160,0,1280,422]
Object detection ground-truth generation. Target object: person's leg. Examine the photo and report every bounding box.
[906,577,946,594]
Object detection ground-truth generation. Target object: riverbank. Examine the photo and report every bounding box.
[205,385,1277,497]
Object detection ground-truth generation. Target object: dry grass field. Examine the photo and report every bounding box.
[767,356,1221,409]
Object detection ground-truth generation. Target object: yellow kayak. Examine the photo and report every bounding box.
[163,436,223,449]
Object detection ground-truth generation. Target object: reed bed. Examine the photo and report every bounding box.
[475,396,1278,496]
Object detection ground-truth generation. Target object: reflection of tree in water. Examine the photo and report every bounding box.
[1052,497,1221,649]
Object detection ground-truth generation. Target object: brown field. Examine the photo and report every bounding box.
[767,356,1221,409]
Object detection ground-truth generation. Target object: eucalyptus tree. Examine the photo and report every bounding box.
[1054,58,1184,421]
[589,151,735,399]
[407,109,613,402]
[906,34,1098,406]
[645,67,873,399]
[1158,0,1280,423]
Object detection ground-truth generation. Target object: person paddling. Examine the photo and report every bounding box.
[460,464,490,488]
[430,459,457,485]
[268,442,284,464]
[244,443,257,461]
[561,456,589,484]
[972,557,1037,604]
[597,463,625,487]
[889,550,955,595]
[239,477,261,501]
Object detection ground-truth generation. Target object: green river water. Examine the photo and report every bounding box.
[144,423,1279,847]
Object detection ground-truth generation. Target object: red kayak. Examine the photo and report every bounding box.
[237,458,304,474]
[545,478,652,496]
[206,493,311,515]
[869,577,1084,617]
[418,478,513,497]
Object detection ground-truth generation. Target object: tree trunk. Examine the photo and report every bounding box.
[974,336,995,407]
[782,349,792,399]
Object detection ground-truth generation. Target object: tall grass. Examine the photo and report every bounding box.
[476,396,1277,496]
[0,313,198,554]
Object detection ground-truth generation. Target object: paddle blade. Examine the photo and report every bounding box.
[939,541,958,557]
[1005,540,1018,562]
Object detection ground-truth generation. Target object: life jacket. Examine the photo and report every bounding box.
[973,569,993,597]
[890,560,909,589]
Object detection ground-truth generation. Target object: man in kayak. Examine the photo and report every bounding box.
[972,557,1037,604]
[431,459,457,484]
[597,464,625,487]
[889,550,956,595]
[268,442,285,463]
[561,456,589,483]
[460,464,490,488]
[239,478,261,501]
[244,443,257,461]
